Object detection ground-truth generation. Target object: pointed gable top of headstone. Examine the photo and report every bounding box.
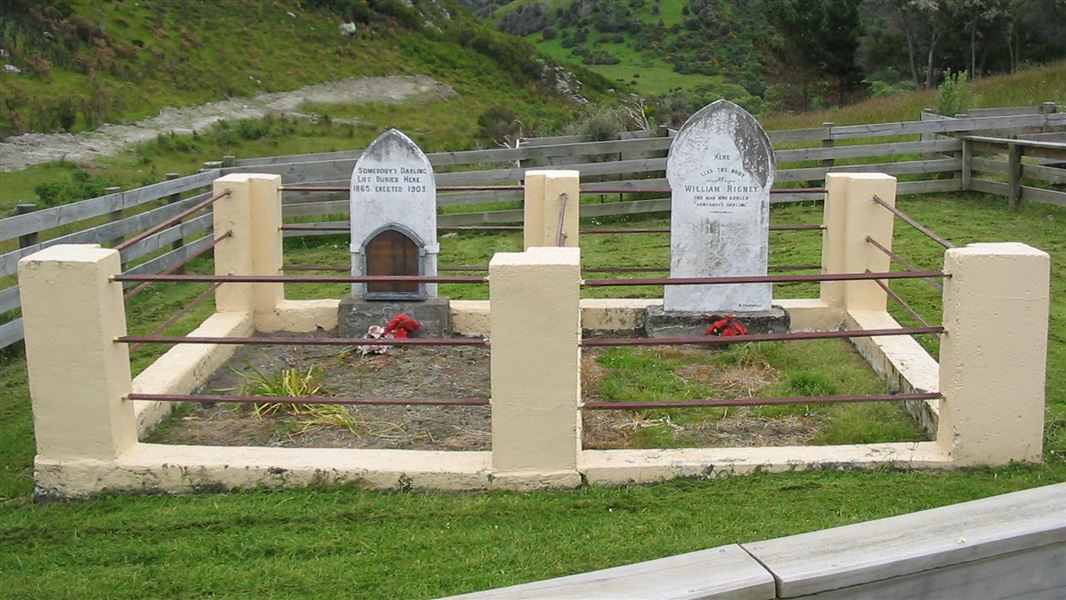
[359,128,431,167]
[667,99,774,189]
[349,128,437,247]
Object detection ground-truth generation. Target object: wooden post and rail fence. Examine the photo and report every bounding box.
[1,105,1064,349]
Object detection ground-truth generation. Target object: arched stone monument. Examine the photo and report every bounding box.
[338,129,449,335]
[645,100,789,336]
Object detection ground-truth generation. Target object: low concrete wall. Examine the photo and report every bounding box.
[132,311,253,436]
[444,482,1066,599]
[845,310,940,436]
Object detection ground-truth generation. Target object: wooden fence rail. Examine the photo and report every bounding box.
[1,105,1063,349]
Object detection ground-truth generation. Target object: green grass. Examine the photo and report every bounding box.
[0,0,596,139]
[762,59,1066,129]
[1,469,1059,598]
[530,34,723,95]
[1,192,1065,598]
[588,339,924,449]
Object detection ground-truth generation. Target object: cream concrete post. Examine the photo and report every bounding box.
[212,174,283,320]
[18,245,136,460]
[937,243,1050,466]
[523,170,580,249]
[248,174,284,327]
[489,247,581,482]
[840,173,897,313]
[819,174,848,310]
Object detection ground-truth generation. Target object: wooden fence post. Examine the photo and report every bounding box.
[1007,143,1023,211]
[820,121,835,171]
[105,186,122,224]
[164,173,184,271]
[16,203,38,249]
[960,139,972,191]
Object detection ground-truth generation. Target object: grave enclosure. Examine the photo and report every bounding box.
[16,104,1052,497]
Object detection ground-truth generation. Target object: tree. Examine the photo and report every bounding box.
[766,0,864,105]
[945,0,1008,77]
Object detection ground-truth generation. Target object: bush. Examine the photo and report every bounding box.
[583,50,620,65]
[33,168,116,206]
[477,105,520,144]
[936,69,979,116]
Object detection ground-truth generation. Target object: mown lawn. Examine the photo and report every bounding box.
[1,192,1064,598]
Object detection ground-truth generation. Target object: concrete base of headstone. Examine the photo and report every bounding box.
[338,296,451,338]
[643,305,790,339]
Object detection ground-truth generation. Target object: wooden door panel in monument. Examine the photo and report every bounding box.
[365,229,419,296]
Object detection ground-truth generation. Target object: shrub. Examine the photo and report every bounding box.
[936,69,979,116]
[33,168,116,206]
[477,105,520,144]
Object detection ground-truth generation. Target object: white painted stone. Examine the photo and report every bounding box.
[665,100,775,312]
[349,129,438,297]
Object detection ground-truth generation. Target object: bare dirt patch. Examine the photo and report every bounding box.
[148,330,490,450]
[149,331,824,451]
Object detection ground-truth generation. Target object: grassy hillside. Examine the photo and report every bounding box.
[0,0,622,210]
[763,59,1066,129]
[0,0,612,138]
[467,0,770,109]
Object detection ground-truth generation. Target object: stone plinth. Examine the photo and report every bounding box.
[338,296,450,338]
[644,305,790,338]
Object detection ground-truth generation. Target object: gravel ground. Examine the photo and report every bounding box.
[148,331,823,451]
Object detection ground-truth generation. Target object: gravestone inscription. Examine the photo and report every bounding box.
[349,128,438,299]
[340,128,449,336]
[664,99,776,313]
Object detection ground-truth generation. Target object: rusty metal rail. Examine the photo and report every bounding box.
[123,231,233,300]
[112,273,487,284]
[556,193,569,246]
[129,282,224,353]
[278,185,827,195]
[279,224,823,233]
[117,335,489,347]
[113,189,231,252]
[281,264,822,273]
[582,270,944,287]
[867,273,933,329]
[127,393,490,407]
[581,326,944,347]
[582,391,941,410]
[865,236,944,293]
[582,224,824,233]
[871,195,955,249]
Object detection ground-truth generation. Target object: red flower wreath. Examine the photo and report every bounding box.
[706,316,747,337]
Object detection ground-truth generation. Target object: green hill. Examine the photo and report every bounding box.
[0,0,613,139]
[466,0,771,111]
[461,0,1066,118]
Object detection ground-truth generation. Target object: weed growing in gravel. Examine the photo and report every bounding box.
[238,365,357,432]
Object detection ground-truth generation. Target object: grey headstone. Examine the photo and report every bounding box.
[665,100,775,312]
[349,129,438,298]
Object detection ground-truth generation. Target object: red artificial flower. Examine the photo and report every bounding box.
[383,314,421,339]
[706,316,747,337]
